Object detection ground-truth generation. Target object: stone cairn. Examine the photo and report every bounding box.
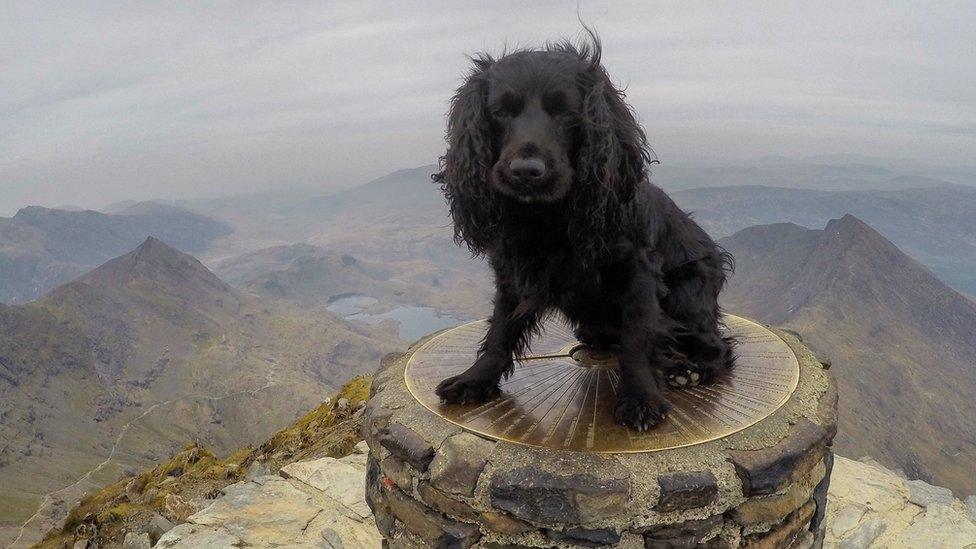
[363,327,837,548]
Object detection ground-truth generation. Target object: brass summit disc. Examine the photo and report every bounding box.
[404,314,800,453]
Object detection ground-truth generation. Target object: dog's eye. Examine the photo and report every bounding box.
[543,92,568,116]
[490,93,522,119]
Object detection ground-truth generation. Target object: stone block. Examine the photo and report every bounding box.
[378,423,435,471]
[728,418,830,496]
[741,500,816,548]
[489,466,630,524]
[809,451,833,532]
[655,470,719,512]
[546,527,622,547]
[429,432,494,496]
[905,479,954,508]
[731,461,823,526]
[143,513,174,544]
[383,482,481,548]
[381,455,414,491]
[641,514,723,547]
[479,511,534,535]
[416,481,479,521]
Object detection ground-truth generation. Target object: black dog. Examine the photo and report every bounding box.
[432,37,734,431]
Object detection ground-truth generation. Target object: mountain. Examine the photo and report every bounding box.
[719,215,976,497]
[0,239,397,548]
[673,184,976,295]
[0,203,232,304]
[209,243,326,286]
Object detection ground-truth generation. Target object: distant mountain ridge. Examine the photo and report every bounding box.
[720,215,976,497]
[674,183,976,295]
[0,202,232,304]
[0,238,397,547]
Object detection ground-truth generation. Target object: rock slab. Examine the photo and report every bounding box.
[155,442,381,548]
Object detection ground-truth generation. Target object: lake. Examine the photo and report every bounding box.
[326,294,465,342]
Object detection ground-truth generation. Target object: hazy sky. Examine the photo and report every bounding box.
[2,1,974,214]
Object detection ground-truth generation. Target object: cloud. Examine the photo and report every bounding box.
[1,1,974,213]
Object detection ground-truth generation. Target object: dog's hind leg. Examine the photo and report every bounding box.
[661,255,735,388]
[436,285,540,405]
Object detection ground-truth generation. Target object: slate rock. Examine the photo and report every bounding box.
[382,482,481,547]
[490,466,630,523]
[121,533,151,549]
[905,479,954,508]
[697,536,733,549]
[417,481,479,521]
[378,423,435,471]
[244,460,270,480]
[480,511,534,535]
[143,513,175,544]
[655,470,718,512]
[380,455,414,491]
[728,418,829,496]
[740,500,815,549]
[641,514,723,547]
[429,432,494,496]
[732,463,821,525]
[353,440,369,454]
[546,527,621,547]
[644,536,696,549]
[966,495,976,523]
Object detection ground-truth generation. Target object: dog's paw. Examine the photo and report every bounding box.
[664,356,715,388]
[435,374,500,405]
[666,365,703,388]
[613,395,669,431]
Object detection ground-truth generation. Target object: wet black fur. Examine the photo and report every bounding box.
[432,36,735,431]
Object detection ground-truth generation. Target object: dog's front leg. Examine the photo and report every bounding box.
[436,285,537,404]
[613,255,671,431]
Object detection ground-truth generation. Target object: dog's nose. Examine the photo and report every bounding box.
[509,157,547,181]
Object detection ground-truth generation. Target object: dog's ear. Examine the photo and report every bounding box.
[577,62,652,204]
[433,55,498,255]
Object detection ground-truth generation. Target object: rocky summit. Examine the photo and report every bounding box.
[825,456,976,548]
[121,446,976,549]
[152,441,380,548]
[32,375,976,548]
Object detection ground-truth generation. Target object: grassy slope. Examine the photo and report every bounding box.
[34,376,373,549]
